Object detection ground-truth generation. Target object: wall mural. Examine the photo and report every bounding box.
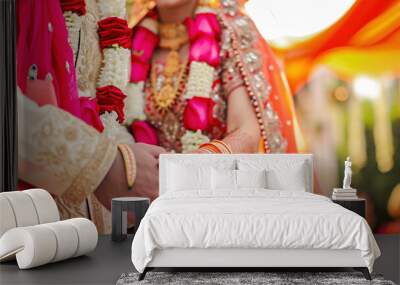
[13,0,400,234]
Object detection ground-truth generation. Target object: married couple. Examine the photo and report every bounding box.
[17,0,301,233]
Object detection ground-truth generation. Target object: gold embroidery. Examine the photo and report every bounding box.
[87,194,109,234]
[55,196,86,220]
[64,126,78,141]
[20,97,117,205]
[61,136,117,205]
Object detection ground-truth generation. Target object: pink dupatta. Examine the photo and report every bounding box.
[17,0,102,130]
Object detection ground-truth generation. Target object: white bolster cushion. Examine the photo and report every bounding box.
[42,221,79,262]
[0,192,39,227]
[64,218,98,257]
[0,218,98,269]
[0,226,57,268]
[0,189,60,238]
[0,196,17,237]
[24,189,60,223]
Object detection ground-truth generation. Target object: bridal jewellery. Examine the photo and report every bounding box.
[151,23,188,110]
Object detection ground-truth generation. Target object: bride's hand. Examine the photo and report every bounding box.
[95,143,167,210]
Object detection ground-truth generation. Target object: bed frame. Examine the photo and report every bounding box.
[139,154,371,280]
[140,248,370,280]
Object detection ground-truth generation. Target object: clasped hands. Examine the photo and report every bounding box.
[95,143,167,210]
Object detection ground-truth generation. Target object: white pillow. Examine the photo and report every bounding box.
[238,159,308,192]
[167,157,237,171]
[167,162,212,191]
[236,169,267,189]
[266,165,306,191]
[211,168,237,190]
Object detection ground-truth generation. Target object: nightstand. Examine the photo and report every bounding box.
[332,198,366,218]
[111,197,150,242]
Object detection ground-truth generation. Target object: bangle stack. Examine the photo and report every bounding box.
[117,144,137,190]
[199,140,233,154]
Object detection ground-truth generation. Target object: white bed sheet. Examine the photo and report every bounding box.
[131,190,380,273]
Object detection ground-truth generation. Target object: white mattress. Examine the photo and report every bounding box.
[131,190,380,273]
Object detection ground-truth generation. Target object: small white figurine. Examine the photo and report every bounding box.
[343,157,352,189]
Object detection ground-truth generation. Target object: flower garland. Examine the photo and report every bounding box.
[60,0,104,132]
[129,4,222,150]
[126,11,159,123]
[96,0,131,124]
[60,0,86,61]
[184,8,221,100]
[181,130,210,153]
[60,0,130,132]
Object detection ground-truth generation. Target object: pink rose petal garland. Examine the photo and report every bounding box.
[185,12,221,67]
[130,11,159,83]
[126,12,159,123]
[183,96,215,131]
[131,120,158,145]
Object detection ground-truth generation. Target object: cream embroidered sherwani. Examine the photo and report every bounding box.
[18,91,118,234]
[17,0,135,234]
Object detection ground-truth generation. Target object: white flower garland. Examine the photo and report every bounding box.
[63,11,82,61]
[97,0,126,19]
[97,47,131,92]
[184,61,214,99]
[125,82,146,123]
[181,130,210,153]
[99,111,133,143]
[100,111,120,139]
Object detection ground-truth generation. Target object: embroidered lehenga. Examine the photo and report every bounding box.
[16,0,301,234]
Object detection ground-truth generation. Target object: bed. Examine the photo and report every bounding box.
[131,154,380,280]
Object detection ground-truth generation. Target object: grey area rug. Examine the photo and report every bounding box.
[116,272,396,285]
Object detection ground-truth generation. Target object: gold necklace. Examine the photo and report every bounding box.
[152,22,188,111]
[159,23,188,50]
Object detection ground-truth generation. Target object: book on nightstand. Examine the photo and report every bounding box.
[332,188,358,200]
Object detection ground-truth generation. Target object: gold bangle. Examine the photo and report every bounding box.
[212,140,233,154]
[117,144,137,190]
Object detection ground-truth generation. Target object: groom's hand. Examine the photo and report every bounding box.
[95,143,167,210]
[130,143,166,200]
